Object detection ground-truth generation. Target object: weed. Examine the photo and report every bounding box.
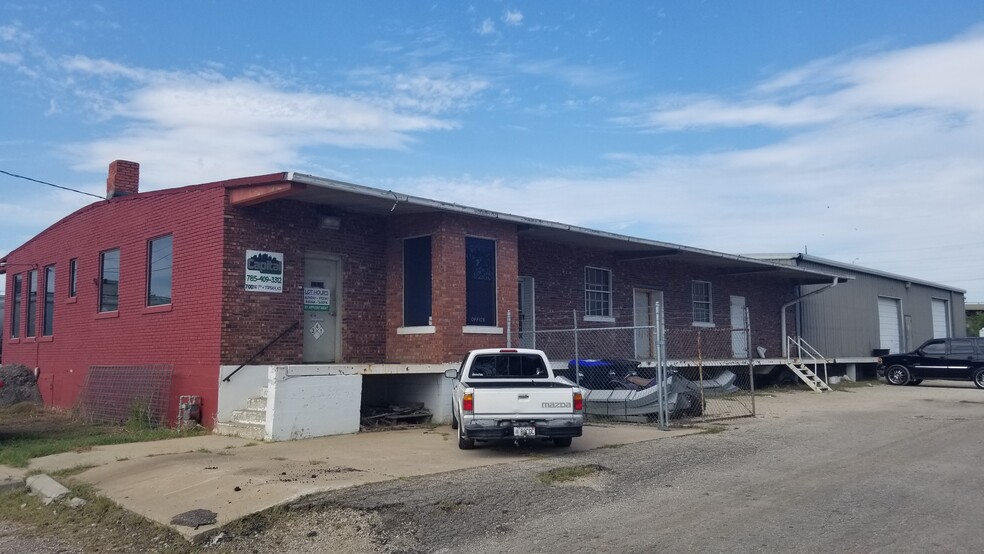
[0,482,192,553]
[50,465,97,478]
[699,425,728,435]
[124,401,156,432]
[537,464,606,485]
[0,409,206,468]
[243,442,258,447]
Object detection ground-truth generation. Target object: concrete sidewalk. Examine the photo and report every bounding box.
[25,424,696,539]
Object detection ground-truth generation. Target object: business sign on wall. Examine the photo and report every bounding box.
[245,250,284,293]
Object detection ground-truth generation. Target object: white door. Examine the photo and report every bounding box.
[878,297,902,354]
[518,276,535,348]
[931,299,950,339]
[634,289,662,359]
[303,252,340,363]
[730,295,748,358]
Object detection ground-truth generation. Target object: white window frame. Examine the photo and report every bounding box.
[692,280,714,327]
[584,266,614,322]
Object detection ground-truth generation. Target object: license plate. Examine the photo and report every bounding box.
[513,426,535,437]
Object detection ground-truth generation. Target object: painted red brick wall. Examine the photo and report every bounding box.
[220,198,388,365]
[1,185,227,425]
[518,238,797,358]
[386,213,518,363]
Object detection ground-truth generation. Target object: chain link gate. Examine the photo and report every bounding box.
[507,306,755,427]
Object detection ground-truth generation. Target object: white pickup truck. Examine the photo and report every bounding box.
[444,348,584,450]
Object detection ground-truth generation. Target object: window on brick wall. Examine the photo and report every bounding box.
[692,280,713,325]
[26,269,38,337]
[10,274,22,338]
[147,235,173,306]
[584,266,612,318]
[69,258,78,298]
[403,236,432,327]
[465,237,497,326]
[99,249,120,312]
[43,265,55,336]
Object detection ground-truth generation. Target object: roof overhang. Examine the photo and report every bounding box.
[225,172,851,286]
[745,253,963,293]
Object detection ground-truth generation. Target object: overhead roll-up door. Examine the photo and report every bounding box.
[878,297,902,354]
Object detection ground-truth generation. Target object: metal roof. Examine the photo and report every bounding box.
[744,253,965,294]
[286,172,848,285]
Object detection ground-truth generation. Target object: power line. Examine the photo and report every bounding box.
[0,169,105,201]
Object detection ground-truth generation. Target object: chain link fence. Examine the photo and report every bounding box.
[507,306,755,427]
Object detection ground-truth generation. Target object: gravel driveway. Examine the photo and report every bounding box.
[7,381,984,553]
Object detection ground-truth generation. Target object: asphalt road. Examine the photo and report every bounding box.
[297,381,984,553]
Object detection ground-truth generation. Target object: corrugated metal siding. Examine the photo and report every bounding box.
[792,259,967,358]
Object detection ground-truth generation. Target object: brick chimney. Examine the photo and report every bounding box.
[106,160,140,199]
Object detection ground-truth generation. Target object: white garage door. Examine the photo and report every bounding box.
[878,297,902,354]
[931,299,950,339]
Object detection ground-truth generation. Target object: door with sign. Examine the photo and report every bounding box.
[303,252,341,363]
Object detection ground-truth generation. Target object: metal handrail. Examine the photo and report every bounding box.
[786,336,829,384]
[222,321,300,382]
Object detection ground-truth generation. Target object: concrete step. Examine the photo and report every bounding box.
[214,421,266,441]
[230,408,265,425]
[246,396,267,411]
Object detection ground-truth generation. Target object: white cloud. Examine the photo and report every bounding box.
[0,52,22,65]
[62,55,150,80]
[620,32,984,131]
[403,32,984,299]
[0,25,32,44]
[503,10,523,27]
[478,18,495,35]
[65,74,462,188]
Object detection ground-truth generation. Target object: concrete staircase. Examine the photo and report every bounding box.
[215,389,268,441]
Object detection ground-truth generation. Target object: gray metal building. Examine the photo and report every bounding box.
[749,254,966,372]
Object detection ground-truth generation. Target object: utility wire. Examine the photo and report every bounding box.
[0,169,105,201]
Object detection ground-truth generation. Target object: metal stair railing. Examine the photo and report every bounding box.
[786,336,829,385]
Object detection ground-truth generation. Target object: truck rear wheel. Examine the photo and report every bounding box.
[457,427,474,450]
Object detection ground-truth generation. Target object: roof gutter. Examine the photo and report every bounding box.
[781,276,839,358]
[287,172,844,284]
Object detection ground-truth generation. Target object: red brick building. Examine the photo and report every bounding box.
[1,161,841,435]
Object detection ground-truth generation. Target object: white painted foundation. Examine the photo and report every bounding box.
[266,365,362,441]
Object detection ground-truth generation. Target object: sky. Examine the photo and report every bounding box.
[1,1,983,300]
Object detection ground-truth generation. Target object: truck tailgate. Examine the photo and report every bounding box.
[471,384,575,417]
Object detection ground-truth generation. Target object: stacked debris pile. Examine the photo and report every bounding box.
[0,364,43,408]
[360,403,432,429]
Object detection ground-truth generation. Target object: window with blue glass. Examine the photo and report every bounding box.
[465,237,496,326]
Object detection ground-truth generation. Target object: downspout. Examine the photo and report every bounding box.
[781,277,839,357]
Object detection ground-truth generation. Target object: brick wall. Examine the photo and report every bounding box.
[1,185,227,425]
[518,238,797,358]
[386,213,518,363]
[220,197,388,365]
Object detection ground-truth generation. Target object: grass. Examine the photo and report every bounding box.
[0,481,194,553]
[537,464,606,485]
[699,424,728,435]
[0,404,206,468]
